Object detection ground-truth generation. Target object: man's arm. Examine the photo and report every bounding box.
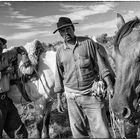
[89,39,115,96]
[95,43,114,97]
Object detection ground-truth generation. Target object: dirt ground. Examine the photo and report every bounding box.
[2,100,72,139]
[2,101,139,139]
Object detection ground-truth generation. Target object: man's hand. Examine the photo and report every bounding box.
[57,93,65,113]
[107,84,114,98]
[104,76,114,98]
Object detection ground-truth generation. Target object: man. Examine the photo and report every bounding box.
[0,37,28,138]
[53,17,115,138]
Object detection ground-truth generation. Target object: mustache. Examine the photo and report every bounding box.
[64,36,71,40]
[64,34,72,38]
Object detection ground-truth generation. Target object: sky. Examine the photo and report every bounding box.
[0,1,140,47]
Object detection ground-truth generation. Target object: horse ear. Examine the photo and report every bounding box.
[117,13,125,30]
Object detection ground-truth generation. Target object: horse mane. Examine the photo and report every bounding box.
[114,17,140,48]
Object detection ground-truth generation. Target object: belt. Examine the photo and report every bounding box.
[0,92,7,100]
[64,91,95,99]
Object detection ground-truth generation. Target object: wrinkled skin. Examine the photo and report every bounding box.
[111,15,140,121]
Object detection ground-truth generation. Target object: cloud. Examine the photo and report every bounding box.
[0,2,12,7]
[59,2,116,21]
[6,5,34,20]
[23,15,59,25]
[6,30,53,40]
[114,10,140,23]
[2,23,33,29]
[125,10,140,20]
[79,19,116,31]
[21,2,117,25]
[60,3,86,12]
[4,2,12,7]
[79,8,140,33]
[9,9,34,19]
[128,10,134,14]
[0,2,32,20]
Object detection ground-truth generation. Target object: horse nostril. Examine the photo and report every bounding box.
[122,107,131,119]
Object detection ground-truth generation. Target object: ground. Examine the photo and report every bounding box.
[2,98,72,139]
[3,99,139,138]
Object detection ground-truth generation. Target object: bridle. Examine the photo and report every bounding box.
[127,83,140,124]
[109,18,140,138]
[109,93,126,138]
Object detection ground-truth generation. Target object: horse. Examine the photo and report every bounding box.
[110,14,140,138]
[6,40,57,138]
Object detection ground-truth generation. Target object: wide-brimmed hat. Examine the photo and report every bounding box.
[53,17,78,34]
[0,37,7,45]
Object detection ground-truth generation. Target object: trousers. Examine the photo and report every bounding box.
[65,91,111,138]
[0,94,28,138]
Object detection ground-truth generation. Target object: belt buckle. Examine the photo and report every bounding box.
[1,94,6,100]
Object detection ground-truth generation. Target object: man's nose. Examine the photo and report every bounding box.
[65,31,69,35]
[63,28,69,34]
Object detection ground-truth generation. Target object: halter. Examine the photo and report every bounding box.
[116,18,140,124]
[110,18,140,138]
[109,93,126,138]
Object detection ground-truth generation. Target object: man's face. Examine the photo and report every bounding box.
[59,25,75,42]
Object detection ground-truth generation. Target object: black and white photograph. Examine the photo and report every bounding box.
[0,1,140,138]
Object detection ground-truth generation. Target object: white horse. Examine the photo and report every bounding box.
[7,40,56,138]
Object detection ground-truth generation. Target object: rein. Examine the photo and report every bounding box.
[33,67,55,102]
[109,93,126,138]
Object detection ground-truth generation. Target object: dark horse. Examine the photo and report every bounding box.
[111,14,140,137]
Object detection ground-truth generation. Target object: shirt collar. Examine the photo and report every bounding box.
[63,37,79,50]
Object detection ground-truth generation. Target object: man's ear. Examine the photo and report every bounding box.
[72,25,75,32]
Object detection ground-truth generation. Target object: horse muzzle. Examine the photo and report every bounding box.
[112,104,131,120]
[121,106,131,119]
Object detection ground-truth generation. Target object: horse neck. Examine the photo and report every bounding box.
[39,51,56,75]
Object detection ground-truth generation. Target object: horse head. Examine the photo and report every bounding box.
[17,46,34,77]
[111,13,140,122]
[24,39,45,67]
[2,46,32,79]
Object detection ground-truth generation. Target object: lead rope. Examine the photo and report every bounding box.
[94,43,125,138]
[109,93,126,138]
[33,67,55,102]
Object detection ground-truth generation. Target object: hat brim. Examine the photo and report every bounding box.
[53,23,78,34]
[0,37,7,45]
